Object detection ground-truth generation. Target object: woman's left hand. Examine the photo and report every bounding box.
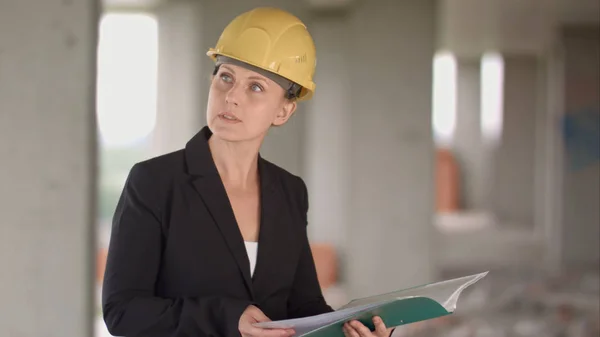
[342,316,394,337]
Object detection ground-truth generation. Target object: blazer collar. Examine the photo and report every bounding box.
[184,126,219,177]
[184,126,277,189]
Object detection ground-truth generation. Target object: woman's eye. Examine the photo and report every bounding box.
[250,83,263,92]
[220,74,233,83]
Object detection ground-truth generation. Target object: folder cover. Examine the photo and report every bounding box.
[255,272,488,337]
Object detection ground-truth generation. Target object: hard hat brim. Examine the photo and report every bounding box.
[207,48,314,101]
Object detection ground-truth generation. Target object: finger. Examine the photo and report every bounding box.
[372,316,388,336]
[342,323,350,337]
[249,307,271,322]
[264,328,295,337]
[350,320,374,337]
[343,322,361,337]
[246,326,294,337]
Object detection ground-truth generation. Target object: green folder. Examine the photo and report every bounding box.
[255,271,488,337]
[302,297,450,337]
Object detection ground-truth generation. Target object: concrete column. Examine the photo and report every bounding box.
[303,12,351,248]
[454,58,488,210]
[152,0,204,156]
[489,55,538,227]
[0,1,98,336]
[345,0,436,297]
[539,47,565,274]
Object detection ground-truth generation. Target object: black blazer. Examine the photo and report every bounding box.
[102,126,333,337]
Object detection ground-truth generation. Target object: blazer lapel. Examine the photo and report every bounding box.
[251,158,302,299]
[184,127,254,298]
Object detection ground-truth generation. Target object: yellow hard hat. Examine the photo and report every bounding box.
[207,7,317,101]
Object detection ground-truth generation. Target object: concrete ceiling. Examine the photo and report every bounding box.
[553,0,600,23]
[101,0,597,53]
[102,0,163,10]
[438,0,599,56]
[102,0,599,23]
[101,0,597,55]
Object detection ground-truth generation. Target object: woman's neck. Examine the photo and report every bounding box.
[208,135,261,189]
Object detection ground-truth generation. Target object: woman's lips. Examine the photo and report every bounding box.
[218,112,241,123]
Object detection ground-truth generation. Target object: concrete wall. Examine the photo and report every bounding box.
[0,0,98,336]
[438,53,542,229]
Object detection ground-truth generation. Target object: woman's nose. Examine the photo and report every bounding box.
[225,84,242,106]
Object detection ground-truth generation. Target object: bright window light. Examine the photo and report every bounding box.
[480,52,504,144]
[96,13,158,148]
[432,51,457,147]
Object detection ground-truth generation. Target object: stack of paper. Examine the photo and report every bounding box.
[255,272,488,337]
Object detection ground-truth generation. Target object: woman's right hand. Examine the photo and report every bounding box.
[238,305,296,337]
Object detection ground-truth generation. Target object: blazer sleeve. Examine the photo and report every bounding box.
[286,178,334,318]
[102,163,252,337]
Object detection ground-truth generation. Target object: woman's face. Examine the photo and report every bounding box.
[206,63,297,142]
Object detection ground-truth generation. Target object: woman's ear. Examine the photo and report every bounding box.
[272,100,297,126]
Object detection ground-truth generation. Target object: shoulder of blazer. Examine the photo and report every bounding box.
[259,158,309,226]
[133,149,186,182]
[124,149,185,220]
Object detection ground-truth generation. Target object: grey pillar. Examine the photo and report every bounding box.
[490,55,539,228]
[454,58,488,210]
[152,0,205,156]
[0,1,98,336]
[304,11,351,249]
[345,0,436,297]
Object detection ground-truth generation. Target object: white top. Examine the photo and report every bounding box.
[244,241,259,277]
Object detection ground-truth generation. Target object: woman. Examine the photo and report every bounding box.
[102,7,395,337]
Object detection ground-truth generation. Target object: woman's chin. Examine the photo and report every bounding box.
[209,124,248,142]
[208,120,269,144]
